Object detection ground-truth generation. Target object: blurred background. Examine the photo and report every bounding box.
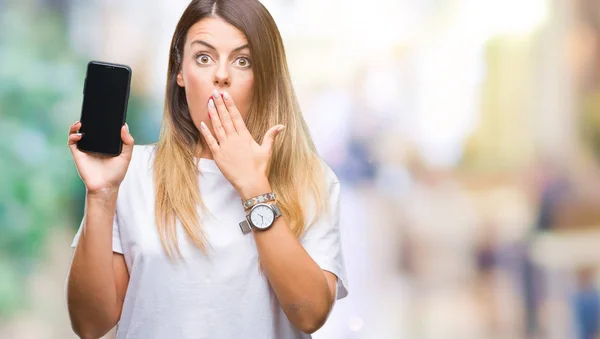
[3,0,600,338]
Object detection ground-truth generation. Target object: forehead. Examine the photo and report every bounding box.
[185,17,248,50]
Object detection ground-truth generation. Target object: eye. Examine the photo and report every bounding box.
[195,53,213,65]
[234,57,251,68]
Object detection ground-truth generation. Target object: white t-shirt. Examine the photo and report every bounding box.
[71,144,348,339]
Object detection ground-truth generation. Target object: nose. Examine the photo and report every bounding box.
[213,64,230,87]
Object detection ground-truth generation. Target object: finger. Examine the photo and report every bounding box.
[261,125,286,151]
[222,91,250,137]
[200,121,220,154]
[120,123,135,157]
[68,132,83,147]
[68,121,82,152]
[212,89,236,135]
[208,97,227,142]
[68,120,81,136]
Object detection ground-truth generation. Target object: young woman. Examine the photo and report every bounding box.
[66,1,348,338]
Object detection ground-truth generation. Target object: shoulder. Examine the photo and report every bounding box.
[301,159,342,235]
[318,158,340,192]
[131,144,157,165]
[129,144,157,171]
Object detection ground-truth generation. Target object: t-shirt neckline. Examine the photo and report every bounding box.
[196,157,221,173]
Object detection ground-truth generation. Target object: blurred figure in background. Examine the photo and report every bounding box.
[572,267,600,339]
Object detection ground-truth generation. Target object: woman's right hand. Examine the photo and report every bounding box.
[68,121,135,195]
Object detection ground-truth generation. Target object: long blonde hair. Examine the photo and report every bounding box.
[153,0,329,258]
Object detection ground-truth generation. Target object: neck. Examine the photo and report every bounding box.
[197,144,214,160]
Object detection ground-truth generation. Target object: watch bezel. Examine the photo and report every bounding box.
[248,203,276,230]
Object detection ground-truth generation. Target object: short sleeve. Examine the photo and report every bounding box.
[71,211,123,254]
[301,180,348,300]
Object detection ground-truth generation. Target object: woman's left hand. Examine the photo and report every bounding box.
[200,89,285,200]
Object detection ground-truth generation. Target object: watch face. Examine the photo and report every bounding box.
[250,204,275,229]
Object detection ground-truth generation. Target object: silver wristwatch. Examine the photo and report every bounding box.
[239,203,282,234]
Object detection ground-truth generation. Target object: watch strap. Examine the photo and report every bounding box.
[239,220,252,234]
[272,203,282,218]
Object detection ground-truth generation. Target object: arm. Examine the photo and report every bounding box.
[200,90,342,334]
[66,190,130,339]
[241,182,338,334]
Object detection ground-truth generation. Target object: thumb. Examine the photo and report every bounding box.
[120,123,135,157]
[261,125,285,151]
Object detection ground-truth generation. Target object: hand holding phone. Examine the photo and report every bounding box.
[68,121,134,195]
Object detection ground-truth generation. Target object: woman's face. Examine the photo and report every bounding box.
[177,17,254,135]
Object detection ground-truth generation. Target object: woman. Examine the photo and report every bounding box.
[65,1,348,338]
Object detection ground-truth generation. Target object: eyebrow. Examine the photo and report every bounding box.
[191,40,249,53]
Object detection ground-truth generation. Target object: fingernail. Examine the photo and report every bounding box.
[212,89,220,99]
[277,125,286,132]
[223,92,230,100]
[125,123,129,132]
[208,98,215,109]
[75,133,83,137]
[73,121,80,126]
[200,121,208,130]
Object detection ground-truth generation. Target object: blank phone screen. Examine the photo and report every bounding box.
[78,62,130,156]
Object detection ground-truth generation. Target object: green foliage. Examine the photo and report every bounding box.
[0,4,159,319]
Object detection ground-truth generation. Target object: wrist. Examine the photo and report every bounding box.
[87,187,119,201]
[237,178,272,201]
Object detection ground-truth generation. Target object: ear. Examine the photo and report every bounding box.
[176,70,185,87]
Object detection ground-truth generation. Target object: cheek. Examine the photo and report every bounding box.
[182,68,214,127]
[231,73,254,118]
[183,68,214,108]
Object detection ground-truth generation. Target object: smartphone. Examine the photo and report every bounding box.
[77,61,132,156]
